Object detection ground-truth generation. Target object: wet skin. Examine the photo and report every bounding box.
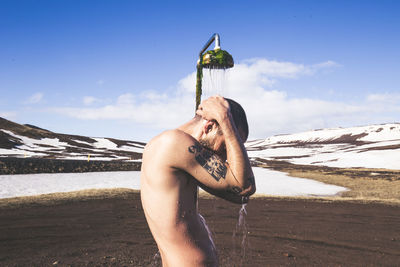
[141,131,218,266]
[140,96,255,266]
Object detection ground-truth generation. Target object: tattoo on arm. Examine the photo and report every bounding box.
[188,143,227,181]
[229,177,254,195]
[229,186,242,194]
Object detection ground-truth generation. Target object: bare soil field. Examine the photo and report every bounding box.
[0,189,399,266]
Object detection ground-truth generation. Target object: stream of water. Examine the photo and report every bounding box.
[202,67,231,99]
[150,251,161,267]
[204,66,250,264]
[231,199,250,265]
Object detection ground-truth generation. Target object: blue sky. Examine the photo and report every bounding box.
[1,0,399,141]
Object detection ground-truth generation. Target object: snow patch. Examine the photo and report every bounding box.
[0,167,347,199]
[1,130,69,151]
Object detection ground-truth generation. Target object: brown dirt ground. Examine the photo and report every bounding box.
[0,189,399,266]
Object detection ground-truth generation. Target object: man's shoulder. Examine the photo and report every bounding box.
[143,129,197,168]
[145,129,195,152]
[160,129,193,140]
[153,129,193,143]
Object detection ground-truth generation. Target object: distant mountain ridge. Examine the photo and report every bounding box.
[0,117,145,161]
[1,117,399,170]
[246,123,400,170]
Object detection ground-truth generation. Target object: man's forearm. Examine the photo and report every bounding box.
[198,182,250,205]
[218,112,253,189]
[195,95,255,194]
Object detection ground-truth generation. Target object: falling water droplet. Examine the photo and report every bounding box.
[150,251,161,267]
[232,198,249,265]
[199,214,217,252]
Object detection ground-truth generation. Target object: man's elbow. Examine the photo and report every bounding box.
[239,182,256,198]
[247,174,256,196]
[249,183,256,196]
[245,183,256,197]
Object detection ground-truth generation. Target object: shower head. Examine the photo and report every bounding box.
[195,33,234,111]
[200,48,234,69]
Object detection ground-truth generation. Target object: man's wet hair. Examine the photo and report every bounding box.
[225,98,249,142]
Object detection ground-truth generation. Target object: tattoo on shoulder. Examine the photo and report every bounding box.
[188,144,227,181]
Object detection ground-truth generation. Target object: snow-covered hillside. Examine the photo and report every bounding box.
[246,123,400,170]
[1,117,399,170]
[0,117,145,161]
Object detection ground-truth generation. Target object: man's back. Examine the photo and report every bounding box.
[140,129,218,266]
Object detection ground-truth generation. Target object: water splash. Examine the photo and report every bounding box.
[199,213,217,252]
[232,198,249,266]
[150,251,161,267]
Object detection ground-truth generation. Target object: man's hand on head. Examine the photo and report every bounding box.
[187,95,255,204]
[196,95,230,123]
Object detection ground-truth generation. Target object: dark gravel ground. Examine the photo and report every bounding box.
[0,190,399,266]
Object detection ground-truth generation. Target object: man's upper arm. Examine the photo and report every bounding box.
[165,130,254,197]
[187,142,228,183]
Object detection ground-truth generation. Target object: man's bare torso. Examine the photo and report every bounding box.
[140,130,218,266]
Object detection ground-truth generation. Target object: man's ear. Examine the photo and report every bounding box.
[202,120,215,134]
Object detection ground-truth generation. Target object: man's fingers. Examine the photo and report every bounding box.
[197,95,229,122]
[196,108,208,120]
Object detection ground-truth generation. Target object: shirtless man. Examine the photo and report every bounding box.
[140,95,256,266]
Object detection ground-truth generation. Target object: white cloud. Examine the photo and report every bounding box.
[140,91,168,101]
[311,60,341,71]
[97,80,105,86]
[83,96,101,105]
[366,93,400,104]
[53,58,398,140]
[24,92,43,104]
[56,93,194,130]
[364,93,400,115]
[117,93,135,106]
[0,111,17,120]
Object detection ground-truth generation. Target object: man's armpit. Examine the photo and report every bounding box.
[188,144,227,182]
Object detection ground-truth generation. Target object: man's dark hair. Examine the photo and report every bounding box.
[225,98,249,142]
